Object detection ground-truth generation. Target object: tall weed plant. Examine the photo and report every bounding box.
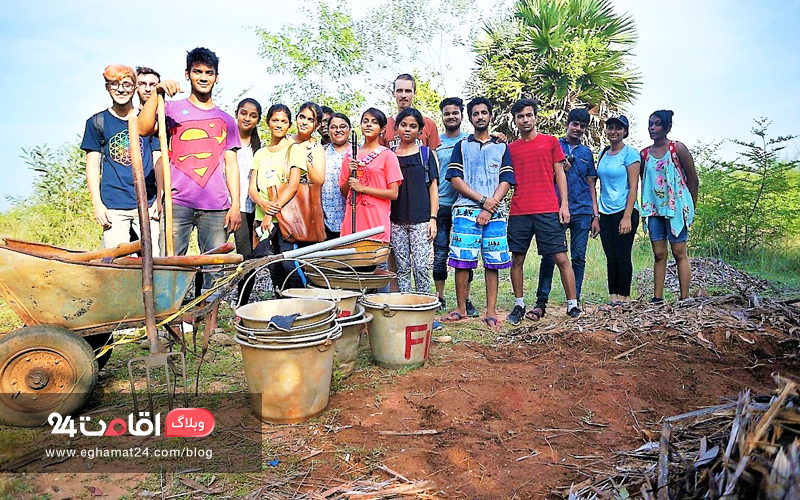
[1,141,101,250]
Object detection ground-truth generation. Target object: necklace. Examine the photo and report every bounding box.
[348,147,386,179]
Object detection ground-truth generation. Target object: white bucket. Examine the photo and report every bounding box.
[361,293,439,369]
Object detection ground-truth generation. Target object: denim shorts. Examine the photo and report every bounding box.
[648,216,688,243]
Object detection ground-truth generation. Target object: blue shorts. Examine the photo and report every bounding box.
[448,207,512,270]
[648,216,688,243]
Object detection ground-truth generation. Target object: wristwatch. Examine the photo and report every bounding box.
[591,214,600,219]
[479,196,487,207]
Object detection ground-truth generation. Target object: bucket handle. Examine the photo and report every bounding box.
[282,258,350,316]
[295,257,365,293]
[317,338,334,352]
[235,257,335,310]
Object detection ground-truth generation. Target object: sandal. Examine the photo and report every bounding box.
[440,311,466,323]
[525,307,545,321]
[481,317,501,331]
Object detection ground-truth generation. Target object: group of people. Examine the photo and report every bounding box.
[80,46,699,333]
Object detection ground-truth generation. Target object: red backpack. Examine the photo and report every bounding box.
[640,141,686,183]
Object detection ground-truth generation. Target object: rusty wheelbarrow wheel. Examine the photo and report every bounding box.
[0,325,98,427]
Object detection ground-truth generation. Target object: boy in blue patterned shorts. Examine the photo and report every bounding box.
[441,97,515,330]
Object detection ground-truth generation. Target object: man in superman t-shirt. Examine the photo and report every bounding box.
[139,47,241,335]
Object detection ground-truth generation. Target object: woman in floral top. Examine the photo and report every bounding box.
[640,110,699,302]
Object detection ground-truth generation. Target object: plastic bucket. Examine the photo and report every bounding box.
[236,298,336,333]
[334,304,373,377]
[281,288,362,318]
[361,293,439,369]
[236,324,342,424]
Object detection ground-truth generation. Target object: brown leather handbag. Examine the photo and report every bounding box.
[275,143,326,243]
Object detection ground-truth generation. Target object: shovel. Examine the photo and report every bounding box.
[126,115,187,419]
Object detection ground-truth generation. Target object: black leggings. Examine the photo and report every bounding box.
[599,209,639,296]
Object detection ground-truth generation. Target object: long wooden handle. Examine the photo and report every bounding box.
[202,242,235,255]
[350,132,358,233]
[112,254,243,266]
[66,240,142,262]
[128,114,162,354]
[157,95,174,256]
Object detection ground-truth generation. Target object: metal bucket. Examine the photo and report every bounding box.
[236,324,342,424]
[236,298,337,333]
[281,288,362,318]
[361,293,439,369]
[334,304,373,377]
[234,310,337,338]
[234,322,339,345]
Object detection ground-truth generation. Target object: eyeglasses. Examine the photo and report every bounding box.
[137,82,158,89]
[328,125,351,132]
[106,81,135,91]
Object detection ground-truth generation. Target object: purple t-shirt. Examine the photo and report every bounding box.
[164,98,240,210]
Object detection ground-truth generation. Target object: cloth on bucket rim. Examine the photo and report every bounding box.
[266,313,301,330]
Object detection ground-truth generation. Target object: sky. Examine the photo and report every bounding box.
[1,0,799,210]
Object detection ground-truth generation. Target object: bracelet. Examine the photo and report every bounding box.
[430,216,436,220]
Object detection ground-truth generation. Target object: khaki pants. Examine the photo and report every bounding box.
[101,208,160,256]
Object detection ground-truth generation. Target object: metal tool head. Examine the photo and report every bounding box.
[127,351,188,418]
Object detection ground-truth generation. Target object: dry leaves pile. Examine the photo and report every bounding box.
[566,375,800,500]
[635,257,779,299]
[503,293,800,352]
[240,478,438,500]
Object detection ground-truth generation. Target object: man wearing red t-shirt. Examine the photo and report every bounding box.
[506,99,580,324]
[381,74,442,150]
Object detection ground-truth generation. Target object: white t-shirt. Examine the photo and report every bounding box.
[237,144,254,213]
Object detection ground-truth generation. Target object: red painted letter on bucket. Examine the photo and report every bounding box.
[404,324,430,360]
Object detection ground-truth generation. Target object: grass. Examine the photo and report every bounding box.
[0,230,797,497]
[438,236,653,317]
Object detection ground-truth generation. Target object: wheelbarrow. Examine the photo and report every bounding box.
[0,237,243,427]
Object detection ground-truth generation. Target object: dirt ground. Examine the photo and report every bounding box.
[9,301,799,500]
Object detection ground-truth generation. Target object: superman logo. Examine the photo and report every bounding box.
[170,118,228,187]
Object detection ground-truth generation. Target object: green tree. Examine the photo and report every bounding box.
[252,0,475,123]
[692,119,800,256]
[469,0,641,143]
[1,141,100,248]
[254,2,367,117]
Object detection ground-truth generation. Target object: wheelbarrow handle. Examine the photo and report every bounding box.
[202,242,235,255]
[112,254,244,267]
[70,240,142,262]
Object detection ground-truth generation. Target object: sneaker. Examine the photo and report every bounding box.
[506,305,525,326]
[650,297,664,304]
[433,320,443,331]
[567,306,581,318]
[465,299,479,318]
[437,296,446,311]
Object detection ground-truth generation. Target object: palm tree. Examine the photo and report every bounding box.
[468,0,642,145]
